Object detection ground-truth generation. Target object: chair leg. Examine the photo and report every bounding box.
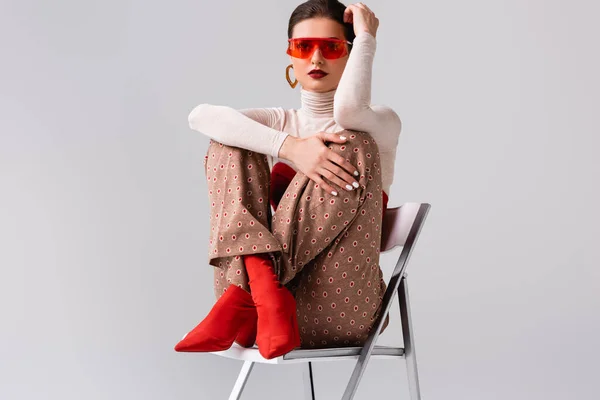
[341,327,379,399]
[228,361,255,400]
[399,277,422,400]
[303,362,316,400]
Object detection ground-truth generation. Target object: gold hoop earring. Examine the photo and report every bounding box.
[286,64,298,89]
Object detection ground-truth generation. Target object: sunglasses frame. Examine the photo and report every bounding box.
[286,37,353,59]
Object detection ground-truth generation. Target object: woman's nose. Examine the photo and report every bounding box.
[310,46,325,63]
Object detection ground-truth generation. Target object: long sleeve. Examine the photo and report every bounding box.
[333,31,402,152]
[188,104,289,158]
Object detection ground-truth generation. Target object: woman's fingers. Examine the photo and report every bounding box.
[356,3,378,26]
[318,165,359,192]
[322,159,359,188]
[326,148,360,179]
[309,172,338,196]
[356,2,373,14]
[302,132,362,195]
[316,167,346,192]
[316,132,359,177]
[344,3,378,37]
[352,3,371,16]
[319,131,348,144]
[343,5,354,23]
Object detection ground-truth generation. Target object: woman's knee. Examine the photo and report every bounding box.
[206,140,266,160]
[324,130,382,194]
[327,130,380,171]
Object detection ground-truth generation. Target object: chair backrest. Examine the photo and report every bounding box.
[380,202,426,252]
[377,202,431,315]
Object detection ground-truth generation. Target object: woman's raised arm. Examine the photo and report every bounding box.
[332,31,401,151]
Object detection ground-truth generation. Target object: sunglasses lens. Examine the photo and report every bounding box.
[322,41,345,58]
[291,40,315,58]
[287,39,347,59]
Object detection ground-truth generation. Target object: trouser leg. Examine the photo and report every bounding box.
[203,140,281,299]
[270,130,389,348]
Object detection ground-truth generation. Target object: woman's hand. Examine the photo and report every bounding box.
[343,3,379,38]
[278,133,360,196]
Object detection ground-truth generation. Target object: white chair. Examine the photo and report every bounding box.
[210,202,431,400]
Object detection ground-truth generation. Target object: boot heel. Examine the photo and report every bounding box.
[244,253,300,358]
[235,309,258,348]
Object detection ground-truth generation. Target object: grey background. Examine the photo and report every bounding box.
[1,0,598,399]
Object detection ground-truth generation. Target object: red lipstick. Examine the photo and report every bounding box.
[308,69,328,79]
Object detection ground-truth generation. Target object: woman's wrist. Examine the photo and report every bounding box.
[356,30,376,40]
[278,135,298,161]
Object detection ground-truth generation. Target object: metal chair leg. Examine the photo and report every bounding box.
[399,277,422,400]
[228,361,254,400]
[303,362,316,400]
[341,319,380,399]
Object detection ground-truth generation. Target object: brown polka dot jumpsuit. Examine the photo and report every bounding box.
[204,129,389,349]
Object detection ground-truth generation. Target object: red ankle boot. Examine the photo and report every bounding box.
[174,284,256,352]
[234,308,257,348]
[244,253,301,359]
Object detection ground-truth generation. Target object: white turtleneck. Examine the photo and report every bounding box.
[187,31,401,195]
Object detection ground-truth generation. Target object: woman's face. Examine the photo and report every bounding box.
[289,17,349,93]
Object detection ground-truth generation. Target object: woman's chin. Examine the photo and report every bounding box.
[302,80,336,93]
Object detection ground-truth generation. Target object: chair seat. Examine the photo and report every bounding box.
[210,343,405,364]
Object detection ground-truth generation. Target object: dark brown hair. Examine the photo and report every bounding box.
[287,0,355,52]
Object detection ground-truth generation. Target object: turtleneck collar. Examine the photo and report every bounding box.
[299,87,336,117]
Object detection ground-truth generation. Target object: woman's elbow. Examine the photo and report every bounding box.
[187,103,211,131]
[386,110,402,149]
[333,104,363,128]
[391,109,402,137]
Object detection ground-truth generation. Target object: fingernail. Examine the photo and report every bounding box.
[340,135,346,140]
[354,171,359,176]
[331,190,338,196]
[346,184,353,190]
[352,181,359,188]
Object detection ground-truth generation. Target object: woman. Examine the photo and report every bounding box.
[175,0,401,359]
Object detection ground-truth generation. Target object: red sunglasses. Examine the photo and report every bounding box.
[286,37,353,60]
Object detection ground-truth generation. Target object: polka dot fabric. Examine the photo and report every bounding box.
[204,129,389,349]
